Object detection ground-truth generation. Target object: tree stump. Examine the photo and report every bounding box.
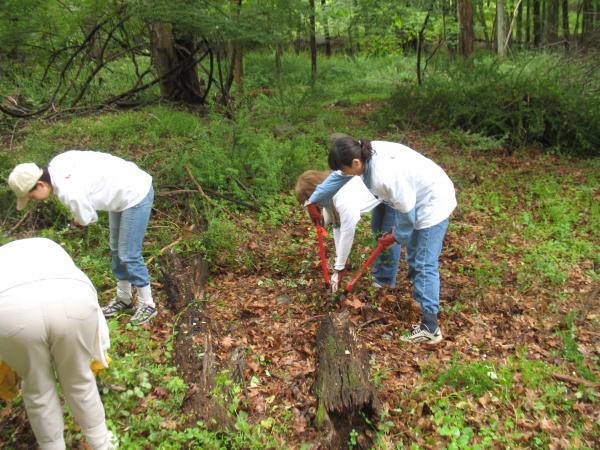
[158,250,233,430]
[314,311,380,449]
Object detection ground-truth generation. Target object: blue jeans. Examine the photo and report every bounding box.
[109,186,154,287]
[370,203,401,287]
[404,219,449,324]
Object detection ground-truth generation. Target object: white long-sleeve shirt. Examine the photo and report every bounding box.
[368,141,456,229]
[309,141,456,245]
[49,150,153,226]
[325,177,379,270]
[0,238,110,366]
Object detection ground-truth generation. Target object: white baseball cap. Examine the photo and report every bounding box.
[8,163,43,210]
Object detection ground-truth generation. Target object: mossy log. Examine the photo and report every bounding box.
[159,250,208,312]
[314,311,380,449]
[158,250,233,430]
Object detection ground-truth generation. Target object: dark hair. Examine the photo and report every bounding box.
[40,167,52,184]
[327,137,373,171]
[28,167,52,192]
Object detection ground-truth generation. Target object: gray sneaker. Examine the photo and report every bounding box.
[102,299,133,317]
[129,304,157,325]
[401,324,443,345]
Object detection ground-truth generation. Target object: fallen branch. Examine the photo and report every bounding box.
[146,237,183,266]
[357,316,387,331]
[552,373,600,389]
[185,166,215,206]
[8,119,21,151]
[8,210,32,234]
[231,176,259,206]
[98,382,127,393]
[156,188,259,212]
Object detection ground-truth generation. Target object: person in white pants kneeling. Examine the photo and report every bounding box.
[0,238,117,450]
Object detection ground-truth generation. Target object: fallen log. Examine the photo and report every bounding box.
[314,310,380,449]
[158,249,233,430]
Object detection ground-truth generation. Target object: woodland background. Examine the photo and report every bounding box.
[1,0,599,448]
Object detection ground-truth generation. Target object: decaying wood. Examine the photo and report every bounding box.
[159,250,208,312]
[159,250,233,429]
[314,311,380,449]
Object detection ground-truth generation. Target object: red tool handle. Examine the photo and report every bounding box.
[344,243,385,292]
[344,233,396,293]
[316,224,330,286]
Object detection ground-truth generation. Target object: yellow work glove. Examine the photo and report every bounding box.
[90,355,112,376]
[0,361,19,402]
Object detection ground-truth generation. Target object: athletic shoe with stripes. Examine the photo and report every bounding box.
[401,324,443,345]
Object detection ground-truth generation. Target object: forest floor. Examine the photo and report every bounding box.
[1,116,599,449]
[175,137,599,449]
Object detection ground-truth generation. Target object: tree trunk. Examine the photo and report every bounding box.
[526,0,531,46]
[582,0,594,42]
[309,0,317,82]
[314,312,380,450]
[231,44,244,97]
[477,0,490,43]
[497,0,509,55]
[541,0,547,37]
[149,23,204,104]
[562,0,571,49]
[230,0,243,98]
[533,0,542,47]
[517,0,524,45]
[416,12,431,86]
[321,0,332,57]
[458,0,475,57]
[546,0,560,44]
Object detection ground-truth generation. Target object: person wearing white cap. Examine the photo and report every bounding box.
[0,237,117,450]
[8,150,157,325]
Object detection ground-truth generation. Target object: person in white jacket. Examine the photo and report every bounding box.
[8,150,156,325]
[0,238,116,450]
[295,170,402,292]
[307,137,456,345]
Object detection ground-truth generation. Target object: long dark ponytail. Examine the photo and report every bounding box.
[327,136,373,171]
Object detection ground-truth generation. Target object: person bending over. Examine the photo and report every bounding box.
[295,169,402,292]
[306,137,456,344]
[0,238,116,450]
[8,150,156,325]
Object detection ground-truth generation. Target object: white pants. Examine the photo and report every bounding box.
[0,279,111,450]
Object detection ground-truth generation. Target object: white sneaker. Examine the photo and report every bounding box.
[129,304,157,325]
[401,324,443,345]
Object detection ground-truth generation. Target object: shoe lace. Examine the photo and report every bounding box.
[410,324,422,335]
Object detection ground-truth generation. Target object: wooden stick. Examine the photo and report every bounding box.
[156,188,259,212]
[7,210,32,234]
[9,119,20,151]
[357,316,387,331]
[552,372,600,389]
[184,166,214,205]
[146,237,183,265]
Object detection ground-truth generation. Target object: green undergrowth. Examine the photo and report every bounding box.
[377,52,600,156]
[435,146,599,299]
[406,352,599,449]
[1,52,600,449]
